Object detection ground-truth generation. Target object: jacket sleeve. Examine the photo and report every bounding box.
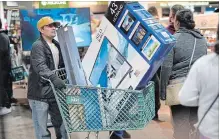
[0,34,10,86]
[179,61,200,106]
[160,48,174,100]
[0,35,9,52]
[30,43,55,80]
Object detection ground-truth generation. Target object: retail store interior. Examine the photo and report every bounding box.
[0,1,219,139]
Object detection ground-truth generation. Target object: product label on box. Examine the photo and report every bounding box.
[105,1,126,26]
[95,26,107,42]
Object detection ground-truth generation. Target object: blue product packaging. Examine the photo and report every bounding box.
[83,1,176,90]
[105,2,176,89]
[82,1,176,127]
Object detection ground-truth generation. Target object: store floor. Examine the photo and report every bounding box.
[0,85,174,139]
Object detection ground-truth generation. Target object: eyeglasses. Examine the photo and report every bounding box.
[45,23,56,28]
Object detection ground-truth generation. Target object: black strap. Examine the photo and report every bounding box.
[197,93,219,128]
[186,38,197,75]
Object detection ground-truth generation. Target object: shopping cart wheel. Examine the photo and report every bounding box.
[67,133,71,139]
[85,132,91,139]
[95,132,99,139]
[109,131,113,139]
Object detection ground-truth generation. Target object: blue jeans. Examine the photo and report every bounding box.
[29,99,68,139]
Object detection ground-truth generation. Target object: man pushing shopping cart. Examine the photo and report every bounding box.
[27,16,68,139]
[28,16,155,139]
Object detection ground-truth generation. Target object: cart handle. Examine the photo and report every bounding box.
[41,76,57,92]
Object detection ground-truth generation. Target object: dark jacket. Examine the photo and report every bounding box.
[27,36,65,101]
[0,30,11,107]
[160,27,207,100]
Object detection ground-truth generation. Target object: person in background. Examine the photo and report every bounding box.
[147,6,161,120]
[148,6,159,20]
[166,4,184,34]
[0,18,12,115]
[160,9,207,139]
[179,25,219,139]
[28,16,68,139]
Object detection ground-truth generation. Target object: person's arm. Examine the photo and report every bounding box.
[179,61,200,106]
[0,34,10,86]
[0,34,9,53]
[160,48,174,100]
[0,34,11,71]
[30,42,55,79]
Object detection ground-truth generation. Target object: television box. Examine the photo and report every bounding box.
[56,26,87,86]
[82,2,176,90]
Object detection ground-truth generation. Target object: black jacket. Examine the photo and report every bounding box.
[27,36,65,101]
[0,30,11,107]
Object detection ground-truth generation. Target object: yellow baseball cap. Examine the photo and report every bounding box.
[37,16,60,31]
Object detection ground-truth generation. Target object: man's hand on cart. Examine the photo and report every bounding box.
[50,74,66,90]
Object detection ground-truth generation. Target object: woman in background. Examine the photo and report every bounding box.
[179,25,219,139]
[160,9,207,139]
[166,4,184,34]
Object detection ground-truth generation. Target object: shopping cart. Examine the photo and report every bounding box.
[43,68,155,139]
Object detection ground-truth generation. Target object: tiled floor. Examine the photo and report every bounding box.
[0,85,174,139]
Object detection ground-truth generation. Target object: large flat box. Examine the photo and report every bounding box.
[82,2,176,90]
[57,26,87,86]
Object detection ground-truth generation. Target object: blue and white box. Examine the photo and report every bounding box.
[82,2,176,127]
[83,1,176,90]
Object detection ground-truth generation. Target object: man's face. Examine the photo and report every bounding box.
[169,10,175,24]
[40,23,56,38]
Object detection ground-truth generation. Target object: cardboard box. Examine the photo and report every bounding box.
[57,26,87,86]
[83,2,176,90]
